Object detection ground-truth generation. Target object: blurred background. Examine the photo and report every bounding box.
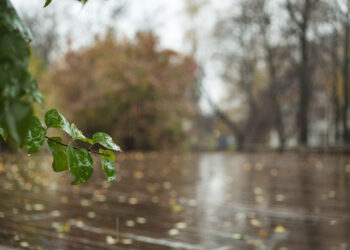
[1,0,350,249]
[10,0,350,152]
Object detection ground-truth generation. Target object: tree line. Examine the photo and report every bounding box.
[197,0,350,150]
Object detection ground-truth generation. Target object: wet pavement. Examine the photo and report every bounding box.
[0,152,350,250]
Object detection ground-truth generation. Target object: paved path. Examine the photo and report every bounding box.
[0,152,349,250]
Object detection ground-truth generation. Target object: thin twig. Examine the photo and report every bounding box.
[45,136,108,156]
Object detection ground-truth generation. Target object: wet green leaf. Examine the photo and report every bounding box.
[44,0,88,8]
[77,0,89,5]
[47,137,68,172]
[25,116,46,154]
[23,77,42,104]
[99,149,116,182]
[0,31,30,69]
[70,123,93,144]
[4,100,32,146]
[44,0,52,7]
[67,143,94,185]
[93,132,121,152]
[0,126,7,140]
[45,110,93,143]
[0,0,32,42]
[45,109,70,135]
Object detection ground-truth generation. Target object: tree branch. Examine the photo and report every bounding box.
[286,0,303,31]
[45,136,109,156]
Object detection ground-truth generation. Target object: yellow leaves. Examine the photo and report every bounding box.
[128,197,139,205]
[168,198,183,212]
[74,217,85,228]
[14,234,20,241]
[330,219,337,226]
[275,194,285,202]
[20,241,30,248]
[133,170,144,180]
[126,220,135,227]
[232,233,244,240]
[24,203,46,211]
[60,196,68,204]
[93,193,106,202]
[250,219,262,227]
[33,204,45,211]
[274,225,286,233]
[106,236,133,245]
[270,169,278,177]
[244,163,252,171]
[172,204,183,212]
[117,195,127,203]
[50,210,61,217]
[168,198,176,206]
[163,181,172,189]
[80,199,92,207]
[52,221,71,233]
[126,217,147,227]
[175,222,187,229]
[136,217,147,224]
[168,228,179,236]
[121,238,133,245]
[87,211,96,219]
[254,187,263,195]
[106,235,117,245]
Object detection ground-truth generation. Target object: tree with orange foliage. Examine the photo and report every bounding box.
[48,31,199,150]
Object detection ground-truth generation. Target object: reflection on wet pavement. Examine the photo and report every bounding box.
[0,152,349,249]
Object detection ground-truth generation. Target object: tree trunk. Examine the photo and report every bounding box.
[287,0,313,146]
[266,46,286,150]
[298,31,310,146]
[343,19,350,143]
[197,76,245,150]
[330,30,341,143]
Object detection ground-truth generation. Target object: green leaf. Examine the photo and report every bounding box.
[0,0,32,42]
[44,0,87,7]
[47,137,68,172]
[23,77,42,104]
[0,31,30,69]
[4,99,33,146]
[0,126,8,140]
[25,116,46,154]
[77,0,88,5]
[67,143,94,185]
[70,123,93,144]
[45,109,70,135]
[93,132,121,152]
[45,110,93,143]
[44,0,52,7]
[99,149,116,183]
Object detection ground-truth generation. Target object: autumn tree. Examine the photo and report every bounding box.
[47,31,199,151]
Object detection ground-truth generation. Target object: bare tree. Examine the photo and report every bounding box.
[285,0,321,146]
[335,0,350,143]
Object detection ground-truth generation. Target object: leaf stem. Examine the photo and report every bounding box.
[45,136,109,156]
